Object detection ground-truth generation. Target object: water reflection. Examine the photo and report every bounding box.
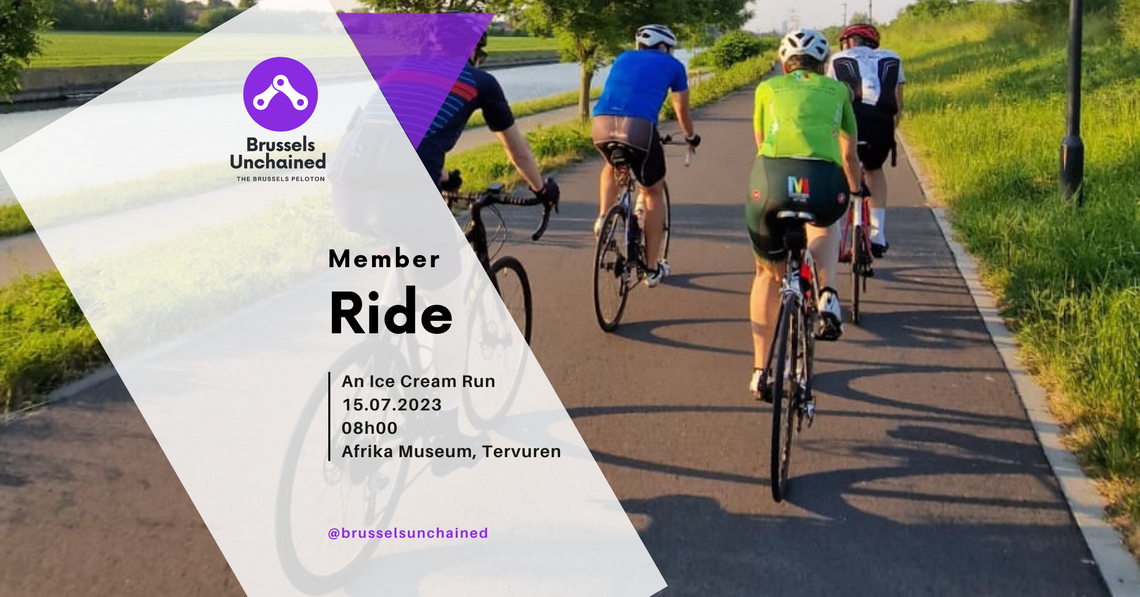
[0,50,693,204]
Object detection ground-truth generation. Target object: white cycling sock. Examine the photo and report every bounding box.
[870,208,887,244]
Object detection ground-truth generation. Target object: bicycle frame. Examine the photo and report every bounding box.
[764,219,820,420]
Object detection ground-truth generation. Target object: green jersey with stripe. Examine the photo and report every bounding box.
[753,70,857,167]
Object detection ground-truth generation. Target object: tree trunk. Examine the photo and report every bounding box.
[578,63,594,124]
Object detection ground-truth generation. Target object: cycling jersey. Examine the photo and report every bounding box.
[361,59,515,184]
[592,50,688,124]
[752,71,857,167]
[827,46,905,114]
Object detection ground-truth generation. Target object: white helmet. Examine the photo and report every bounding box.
[778,28,830,63]
[636,24,678,49]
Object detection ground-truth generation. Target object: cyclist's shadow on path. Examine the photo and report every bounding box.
[622,424,1104,596]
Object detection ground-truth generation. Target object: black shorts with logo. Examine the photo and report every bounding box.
[746,156,850,262]
[854,103,896,170]
[591,115,666,187]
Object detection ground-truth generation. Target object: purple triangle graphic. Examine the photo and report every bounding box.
[339,13,494,148]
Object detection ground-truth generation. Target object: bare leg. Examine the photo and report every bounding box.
[865,167,889,245]
[806,220,840,290]
[751,258,786,369]
[641,180,667,267]
[598,163,619,218]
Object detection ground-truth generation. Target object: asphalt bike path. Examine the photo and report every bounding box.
[0,89,1111,596]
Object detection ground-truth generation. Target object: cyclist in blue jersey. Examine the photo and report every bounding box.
[592,24,699,288]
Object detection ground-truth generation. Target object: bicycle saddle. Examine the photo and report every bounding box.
[603,142,631,168]
[776,210,816,223]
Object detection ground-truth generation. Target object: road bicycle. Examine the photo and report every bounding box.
[838,186,873,324]
[767,210,822,502]
[275,181,556,593]
[592,133,696,332]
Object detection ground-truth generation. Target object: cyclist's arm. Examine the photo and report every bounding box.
[495,125,545,191]
[840,132,861,192]
[672,89,695,138]
[839,92,862,191]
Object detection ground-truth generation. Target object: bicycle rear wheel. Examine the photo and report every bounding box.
[593,204,630,332]
[462,256,530,429]
[770,294,799,502]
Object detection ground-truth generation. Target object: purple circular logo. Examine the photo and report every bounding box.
[243,57,318,132]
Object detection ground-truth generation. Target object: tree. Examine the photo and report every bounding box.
[848,11,875,25]
[0,0,53,98]
[522,0,750,122]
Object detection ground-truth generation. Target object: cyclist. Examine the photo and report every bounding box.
[828,23,904,257]
[331,15,559,469]
[371,17,559,202]
[748,28,863,402]
[591,24,699,288]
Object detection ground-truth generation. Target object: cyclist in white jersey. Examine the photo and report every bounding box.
[827,24,905,257]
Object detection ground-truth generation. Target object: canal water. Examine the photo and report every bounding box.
[0,50,693,204]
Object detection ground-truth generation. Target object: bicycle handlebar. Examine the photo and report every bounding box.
[661,133,699,167]
[442,183,557,242]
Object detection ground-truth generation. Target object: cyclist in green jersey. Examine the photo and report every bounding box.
[748,29,863,402]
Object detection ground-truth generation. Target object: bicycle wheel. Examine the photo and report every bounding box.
[770,294,799,502]
[593,204,630,332]
[851,224,864,325]
[276,339,412,593]
[660,181,672,260]
[462,256,531,429]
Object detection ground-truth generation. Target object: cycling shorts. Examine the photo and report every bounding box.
[591,115,666,187]
[854,104,896,170]
[746,156,850,262]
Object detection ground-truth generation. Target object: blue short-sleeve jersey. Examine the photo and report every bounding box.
[593,50,688,124]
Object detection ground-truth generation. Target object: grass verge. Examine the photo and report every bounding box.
[890,1,1140,556]
[0,203,34,237]
[0,272,106,415]
[28,31,557,69]
[466,88,602,130]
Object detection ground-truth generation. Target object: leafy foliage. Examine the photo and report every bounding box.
[519,0,751,121]
[706,30,773,69]
[0,0,53,97]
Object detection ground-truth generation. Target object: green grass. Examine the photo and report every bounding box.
[0,271,105,414]
[28,31,557,69]
[483,37,558,53]
[466,88,602,129]
[889,1,1140,555]
[31,32,201,68]
[0,203,34,237]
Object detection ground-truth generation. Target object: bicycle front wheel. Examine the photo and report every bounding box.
[462,256,531,429]
[660,181,672,260]
[593,204,630,332]
[276,339,412,593]
[851,225,864,325]
[770,294,799,502]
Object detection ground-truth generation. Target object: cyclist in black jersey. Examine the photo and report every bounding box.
[374,17,559,202]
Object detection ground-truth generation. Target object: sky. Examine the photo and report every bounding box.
[744,0,914,32]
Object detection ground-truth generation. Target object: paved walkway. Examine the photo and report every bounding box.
[0,88,1113,596]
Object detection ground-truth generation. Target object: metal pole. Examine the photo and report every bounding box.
[842,2,848,26]
[869,0,873,22]
[1060,0,1084,204]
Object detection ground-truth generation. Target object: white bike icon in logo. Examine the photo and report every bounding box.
[253,74,309,111]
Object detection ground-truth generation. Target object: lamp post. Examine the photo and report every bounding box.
[1060,0,1084,205]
